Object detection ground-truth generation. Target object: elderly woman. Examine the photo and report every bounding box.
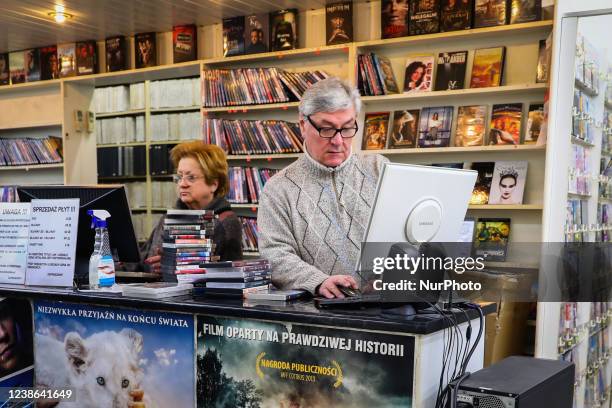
[142,141,243,273]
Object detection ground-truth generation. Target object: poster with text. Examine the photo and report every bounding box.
[34,300,195,408]
[197,315,414,407]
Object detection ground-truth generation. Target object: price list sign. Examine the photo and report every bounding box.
[0,203,31,284]
[26,199,79,287]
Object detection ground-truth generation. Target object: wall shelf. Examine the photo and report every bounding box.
[0,163,63,171]
[0,122,61,131]
[97,142,147,148]
[96,109,146,118]
[365,144,546,155]
[150,106,201,114]
[202,101,300,113]
[226,153,303,160]
[355,20,553,50]
[203,44,350,66]
[362,83,547,105]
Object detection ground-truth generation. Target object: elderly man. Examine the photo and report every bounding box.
[258,77,388,298]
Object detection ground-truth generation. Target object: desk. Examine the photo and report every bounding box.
[0,284,494,408]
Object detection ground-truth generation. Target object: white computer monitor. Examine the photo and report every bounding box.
[363,162,477,244]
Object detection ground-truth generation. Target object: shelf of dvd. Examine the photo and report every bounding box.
[226,153,302,161]
[0,163,63,171]
[202,102,300,113]
[536,13,612,408]
[362,144,545,155]
[150,106,201,113]
[355,20,553,50]
[0,121,62,131]
[204,43,351,65]
[361,83,547,104]
[96,109,146,119]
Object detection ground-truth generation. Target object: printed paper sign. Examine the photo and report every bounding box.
[26,199,79,287]
[0,203,31,284]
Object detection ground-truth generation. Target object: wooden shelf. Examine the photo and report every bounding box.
[150,106,201,113]
[96,109,145,118]
[227,153,302,160]
[150,140,197,145]
[356,20,553,50]
[0,163,63,171]
[232,203,259,209]
[364,144,545,155]
[98,175,147,181]
[203,44,350,66]
[64,60,201,87]
[0,121,61,131]
[98,141,146,148]
[362,83,547,105]
[202,101,300,113]
[0,79,62,94]
[468,204,543,210]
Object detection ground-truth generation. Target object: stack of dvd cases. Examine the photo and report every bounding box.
[201,68,328,107]
[228,167,279,204]
[0,137,63,166]
[202,119,303,155]
[160,209,218,282]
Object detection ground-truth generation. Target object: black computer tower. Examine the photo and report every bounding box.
[456,356,574,408]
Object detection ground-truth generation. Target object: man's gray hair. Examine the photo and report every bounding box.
[299,77,362,117]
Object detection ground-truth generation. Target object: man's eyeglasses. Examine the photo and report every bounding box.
[172,174,205,184]
[306,115,359,139]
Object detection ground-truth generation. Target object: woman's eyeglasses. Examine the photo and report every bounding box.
[306,115,359,139]
[172,174,205,184]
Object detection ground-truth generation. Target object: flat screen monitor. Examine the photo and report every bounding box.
[17,185,140,284]
[364,163,477,244]
[361,163,477,309]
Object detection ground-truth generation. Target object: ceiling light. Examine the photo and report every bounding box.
[48,4,73,23]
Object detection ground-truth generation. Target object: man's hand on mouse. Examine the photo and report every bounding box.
[317,275,358,299]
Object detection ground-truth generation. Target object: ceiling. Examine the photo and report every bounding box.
[0,0,330,53]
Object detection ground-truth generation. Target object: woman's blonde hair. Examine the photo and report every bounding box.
[170,141,229,198]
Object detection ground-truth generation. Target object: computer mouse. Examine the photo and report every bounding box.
[339,286,360,297]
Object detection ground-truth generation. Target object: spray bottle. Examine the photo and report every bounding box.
[87,210,115,288]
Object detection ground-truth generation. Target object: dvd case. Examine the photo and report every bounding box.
[270,9,298,51]
[470,46,505,88]
[223,17,245,57]
[173,25,197,62]
[326,1,353,45]
[134,32,157,68]
[381,0,410,38]
[418,106,453,147]
[245,14,269,54]
[434,50,468,91]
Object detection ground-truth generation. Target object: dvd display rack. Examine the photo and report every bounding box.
[536,15,612,408]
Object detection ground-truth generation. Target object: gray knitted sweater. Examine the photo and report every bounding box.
[258,149,388,294]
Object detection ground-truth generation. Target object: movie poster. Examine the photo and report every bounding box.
[0,298,34,403]
[33,300,195,408]
[381,0,409,38]
[196,316,414,407]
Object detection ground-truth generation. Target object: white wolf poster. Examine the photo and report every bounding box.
[33,300,195,408]
[196,315,415,407]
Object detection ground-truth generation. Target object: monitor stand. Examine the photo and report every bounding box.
[380,304,418,317]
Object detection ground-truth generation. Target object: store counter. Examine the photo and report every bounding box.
[0,284,494,408]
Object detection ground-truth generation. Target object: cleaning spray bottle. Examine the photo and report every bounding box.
[87,210,115,288]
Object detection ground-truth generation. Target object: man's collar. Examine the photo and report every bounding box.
[303,139,354,174]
